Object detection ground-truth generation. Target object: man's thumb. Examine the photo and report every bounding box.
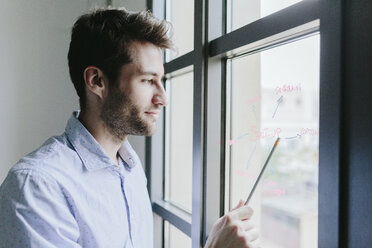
[232,199,245,211]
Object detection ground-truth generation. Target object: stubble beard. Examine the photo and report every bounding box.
[101,87,154,141]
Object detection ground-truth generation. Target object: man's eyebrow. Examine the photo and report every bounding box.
[138,70,162,77]
[138,70,166,81]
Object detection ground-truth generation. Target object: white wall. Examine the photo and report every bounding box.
[0,0,147,183]
[112,0,146,11]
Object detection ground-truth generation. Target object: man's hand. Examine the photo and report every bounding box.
[204,200,259,248]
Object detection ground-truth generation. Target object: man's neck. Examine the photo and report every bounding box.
[78,110,127,165]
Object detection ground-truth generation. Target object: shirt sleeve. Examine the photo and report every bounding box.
[0,169,81,248]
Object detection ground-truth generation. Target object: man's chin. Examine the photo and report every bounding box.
[145,126,157,136]
[131,125,157,137]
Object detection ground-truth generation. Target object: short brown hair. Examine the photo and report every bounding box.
[67,8,173,110]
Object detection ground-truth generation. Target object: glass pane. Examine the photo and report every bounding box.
[164,221,191,248]
[227,34,319,248]
[228,0,303,32]
[164,72,193,213]
[166,0,194,61]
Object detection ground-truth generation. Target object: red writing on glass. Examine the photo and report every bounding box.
[251,126,282,142]
[300,128,319,136]
[273,188,286,196]
[237,172,286,196]
[275,84,301,95]
[246,96,262,106]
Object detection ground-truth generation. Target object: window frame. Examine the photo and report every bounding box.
[146,0,343,247]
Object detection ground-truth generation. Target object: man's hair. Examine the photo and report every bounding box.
[67,8,173,110]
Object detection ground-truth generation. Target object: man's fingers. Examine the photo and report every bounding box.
[231,199,245,211]
[230,205,254,221]
[240,219,256,231]
[248,237,260,248]
[245,227,259,242]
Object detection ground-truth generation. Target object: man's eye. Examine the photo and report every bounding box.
[143,79,153,84]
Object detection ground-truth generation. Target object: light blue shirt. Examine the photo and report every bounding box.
[0,112,153,247]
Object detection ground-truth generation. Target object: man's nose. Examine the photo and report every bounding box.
[152,82,168,106]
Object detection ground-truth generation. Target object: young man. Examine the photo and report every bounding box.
[0,9,259,248]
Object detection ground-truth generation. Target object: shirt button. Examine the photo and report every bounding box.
[129,157,135,165]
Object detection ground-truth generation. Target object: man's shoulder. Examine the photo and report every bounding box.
[10,134,81,179]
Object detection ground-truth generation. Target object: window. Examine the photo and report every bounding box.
[147,0,343,247]
[164,221,192,248]
[165,0,194,60]
[226,34,320,248]
[164,71,194,213]
[227,0,303,32]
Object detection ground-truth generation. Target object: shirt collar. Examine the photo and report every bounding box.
[65,111,137,171]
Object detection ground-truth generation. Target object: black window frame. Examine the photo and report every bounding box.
[145,0,372,247]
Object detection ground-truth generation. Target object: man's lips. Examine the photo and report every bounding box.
[145,111,160,118]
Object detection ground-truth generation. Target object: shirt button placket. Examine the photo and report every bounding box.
[119,171,134,247]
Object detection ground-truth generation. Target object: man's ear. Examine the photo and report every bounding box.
[83,66,107,99]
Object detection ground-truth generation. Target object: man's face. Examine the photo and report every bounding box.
[101,41,167,140]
